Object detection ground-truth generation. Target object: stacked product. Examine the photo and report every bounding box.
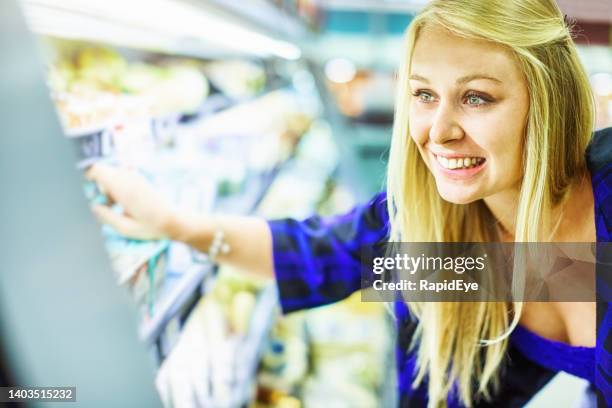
[46,42,210,132]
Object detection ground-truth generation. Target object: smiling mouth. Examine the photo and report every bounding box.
[434,154,486,170]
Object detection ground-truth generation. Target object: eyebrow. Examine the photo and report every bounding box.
[409,73,502,85]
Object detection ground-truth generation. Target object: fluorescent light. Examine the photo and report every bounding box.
[325,57,356,83]
[24,5,182,54]
[20,0,302,60]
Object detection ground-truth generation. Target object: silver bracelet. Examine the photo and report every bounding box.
[207,229,231,262]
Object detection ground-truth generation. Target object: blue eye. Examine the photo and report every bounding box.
[413,91,435,103]
[464,93,490,106]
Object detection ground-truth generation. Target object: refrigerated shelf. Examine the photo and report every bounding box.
[140,155,291,352]
[231,283,279,406]
[23,5,337,403]
[140,261,213,346]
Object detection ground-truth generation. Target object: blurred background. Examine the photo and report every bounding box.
[15,0,611,406]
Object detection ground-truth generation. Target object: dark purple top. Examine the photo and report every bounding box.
[268,127,612,407]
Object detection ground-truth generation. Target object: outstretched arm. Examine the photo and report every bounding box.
[86,164,275,279]
[86,164,389,313]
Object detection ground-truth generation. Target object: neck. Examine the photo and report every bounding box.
[553,173,595,242]
[483,186,520,240]
[483,175,590,242]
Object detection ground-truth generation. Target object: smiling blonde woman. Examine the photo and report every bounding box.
[87,0,612,406]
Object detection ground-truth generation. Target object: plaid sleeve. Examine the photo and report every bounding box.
[267,192,389,314]
[589,127,612,243]
[597,303,612,406]
[589,127,612,405]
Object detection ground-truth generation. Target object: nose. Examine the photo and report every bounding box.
[429,101,464,144]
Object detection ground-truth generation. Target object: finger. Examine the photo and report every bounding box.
[86,164,124,192]
[86,164,124,204]
[103,195,116,207]
[84,163,109,182]
[91,205,149,239]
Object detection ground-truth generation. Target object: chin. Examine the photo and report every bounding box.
[436,187,481,205]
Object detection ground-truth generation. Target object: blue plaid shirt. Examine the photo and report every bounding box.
[268,127,612,407]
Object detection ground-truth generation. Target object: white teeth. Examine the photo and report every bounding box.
[436,155,484,170]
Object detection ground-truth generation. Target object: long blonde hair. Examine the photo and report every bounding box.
[386,0,595,406]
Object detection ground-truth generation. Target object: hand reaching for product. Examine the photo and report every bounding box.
[85,164,177,240]
[86,164,275,278]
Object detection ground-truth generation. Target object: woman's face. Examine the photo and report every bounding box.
[409,25,529,204]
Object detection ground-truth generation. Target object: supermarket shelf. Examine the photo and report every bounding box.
[67,89,284,168]
[64,122,114,139]
[177,93,234,124]
[139,261,213,346]
[92,85,294,351]
[62,93,231,140]
[215,165,284,214]
[140,161,286,349]
[233,283,279,406]
[76,156,115,170]
[66,101,231,168]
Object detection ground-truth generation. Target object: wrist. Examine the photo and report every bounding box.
[163,210,215,251]
[162,210,188,242]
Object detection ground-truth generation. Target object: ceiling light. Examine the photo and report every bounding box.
[325,57,357,83]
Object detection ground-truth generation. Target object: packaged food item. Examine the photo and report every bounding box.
[111,117,155,166]
[255,292,394,407]
[258,313,309,394]
[210,268,265,328]
[70,127,113,163]
[119,63,164,95]
[230,290,257,335]
[253,387,302,408]
[147,64,209,115]
[298,293,393,406]
[204,60,266,99]
[76,46,127,90]
[54,91,118,131]
[47,43,210,132]
[47,59,75,94]
[216,164,247,197]
[104,235,170,316]
[156,269,274,407]
[128,248,168,317]
[156,298,211,408]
